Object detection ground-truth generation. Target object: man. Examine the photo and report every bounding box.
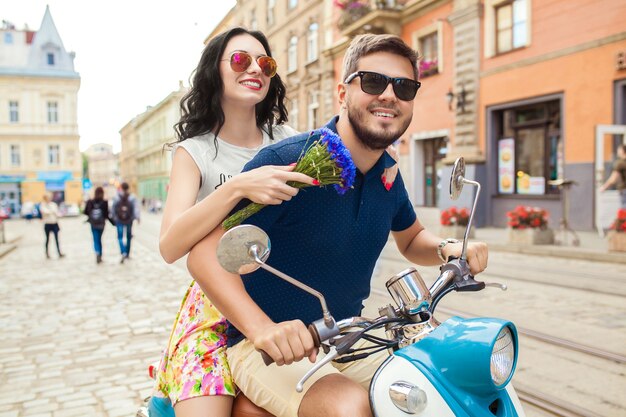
[112,182,140,263]
[599,144,626,208]
[188,34,488,417]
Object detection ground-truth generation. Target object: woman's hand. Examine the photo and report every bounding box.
[231,164,317,205]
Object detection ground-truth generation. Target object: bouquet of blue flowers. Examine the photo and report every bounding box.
[222,128,356,230]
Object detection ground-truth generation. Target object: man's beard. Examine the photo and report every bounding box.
[347,101,411,150]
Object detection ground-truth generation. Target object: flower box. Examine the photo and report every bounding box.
[440,225,474,240]
[508,228,554,245]
[607,231,626,252]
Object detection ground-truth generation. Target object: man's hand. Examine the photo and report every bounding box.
[249,320,318,366]
[443,241,488,275]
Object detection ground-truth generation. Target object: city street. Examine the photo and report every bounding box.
[0,213,625,416]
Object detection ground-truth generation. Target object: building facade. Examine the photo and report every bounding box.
[83,143,119,200]
[0,6,81,215]
[203,0,626,231]
[208,0,335,131]
[119,84,186,206]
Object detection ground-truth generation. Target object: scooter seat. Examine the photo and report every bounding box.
[232,393,274,417]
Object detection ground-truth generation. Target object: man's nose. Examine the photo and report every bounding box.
[378,83,397,101]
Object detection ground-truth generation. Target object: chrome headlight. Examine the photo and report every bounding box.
[490,326,515,387]
[389,381,427,414]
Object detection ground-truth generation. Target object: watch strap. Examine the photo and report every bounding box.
[437,238,460,263]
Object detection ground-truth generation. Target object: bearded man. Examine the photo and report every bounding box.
[187,34,489,417]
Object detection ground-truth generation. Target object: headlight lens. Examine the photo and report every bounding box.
[490,326,515,387]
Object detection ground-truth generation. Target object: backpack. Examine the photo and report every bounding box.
[115,195,133,224]
[89,200,105,226]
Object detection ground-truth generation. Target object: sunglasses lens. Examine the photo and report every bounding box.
[230,52,252,72]
[393,79,420,101]
[360,72,388,96]
[258,56,277,78]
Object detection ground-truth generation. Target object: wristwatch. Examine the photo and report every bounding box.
[437,238,460,263]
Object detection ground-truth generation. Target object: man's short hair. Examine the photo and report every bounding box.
[341,34,419,82]
[121,182,129,191]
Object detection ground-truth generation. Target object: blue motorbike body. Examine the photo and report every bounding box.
[393,316,520,417]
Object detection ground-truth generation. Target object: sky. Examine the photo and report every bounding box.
[5,0,236,152]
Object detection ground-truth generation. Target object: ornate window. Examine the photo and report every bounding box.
[47,101,59,123]
[9,101,18,123]
[288,35,298,73]
[307,23,319,63]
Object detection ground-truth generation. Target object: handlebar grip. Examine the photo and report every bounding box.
[259,324,322,366]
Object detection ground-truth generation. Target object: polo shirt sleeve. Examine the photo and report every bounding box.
[391,171,417,232]
[234,147,289,230]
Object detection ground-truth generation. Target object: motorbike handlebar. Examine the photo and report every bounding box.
[259,323,322,366]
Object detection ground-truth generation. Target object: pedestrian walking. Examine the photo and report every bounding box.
[84,186,115,264]
[40,193,64,259]
[599,144,626,208]
[111,182,140,263]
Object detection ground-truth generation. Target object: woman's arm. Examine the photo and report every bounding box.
[159,148,316,264]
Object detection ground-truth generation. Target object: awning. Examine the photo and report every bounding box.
[0,175,25,183]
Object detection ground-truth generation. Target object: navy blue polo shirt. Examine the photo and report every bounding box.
[227,117,417,346]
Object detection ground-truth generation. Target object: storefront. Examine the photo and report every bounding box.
[0,176,24,215]
[486,94,566,228]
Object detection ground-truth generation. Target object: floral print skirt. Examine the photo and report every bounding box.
[154,281,235,404]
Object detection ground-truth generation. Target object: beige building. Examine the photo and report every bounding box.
[84,143,119,200]
[0,6,81,215]
[119,118,140,195]
[120,83,186,206]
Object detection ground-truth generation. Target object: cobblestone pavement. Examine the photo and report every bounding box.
[0,216,190,417]
[2,214,625,417]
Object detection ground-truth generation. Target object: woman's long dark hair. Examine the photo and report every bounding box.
[173,27,288,153]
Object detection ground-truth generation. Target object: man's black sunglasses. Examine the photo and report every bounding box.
[344,71,421,101]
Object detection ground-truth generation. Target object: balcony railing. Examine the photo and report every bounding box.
[335,0,406,35]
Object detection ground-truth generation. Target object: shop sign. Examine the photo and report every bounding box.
[498,138,515,194]
[517,173,545,195]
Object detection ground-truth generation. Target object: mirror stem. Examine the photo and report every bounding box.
[250,246,335,327]
[460,179,481,261]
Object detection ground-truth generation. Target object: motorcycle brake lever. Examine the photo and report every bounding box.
[454,275,486,292]
[296,346,339,393]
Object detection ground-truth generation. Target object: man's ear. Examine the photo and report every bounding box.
[337,83,347,109]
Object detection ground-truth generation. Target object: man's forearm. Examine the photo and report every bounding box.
[187,227,274,340]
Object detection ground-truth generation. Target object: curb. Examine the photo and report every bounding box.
[0,243,16,259]
[0,234,21,260]
[488,243,626,265]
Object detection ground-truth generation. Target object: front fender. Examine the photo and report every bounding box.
[371,317,523,417]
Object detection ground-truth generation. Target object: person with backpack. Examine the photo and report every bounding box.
[112,182,140,263]
[84,186,115,264]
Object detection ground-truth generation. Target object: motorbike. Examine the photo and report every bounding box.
[139,157,526,417]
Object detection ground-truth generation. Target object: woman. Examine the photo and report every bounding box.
[152,28,316,417]
[84,186,114,264]
[40,193,64,259]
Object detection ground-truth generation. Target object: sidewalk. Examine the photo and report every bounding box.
[2,215,626,264]
[475,227,626,264]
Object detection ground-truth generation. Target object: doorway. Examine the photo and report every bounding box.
[423,137,447,207]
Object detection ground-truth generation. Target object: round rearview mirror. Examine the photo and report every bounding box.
[217,225,271,274]
[449,157,466,201]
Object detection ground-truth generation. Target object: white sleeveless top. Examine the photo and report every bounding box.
[175,125,299,203]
